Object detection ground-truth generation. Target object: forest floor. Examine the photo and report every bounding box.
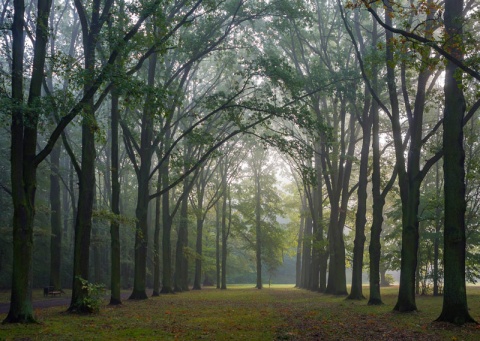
[0,285,480,340]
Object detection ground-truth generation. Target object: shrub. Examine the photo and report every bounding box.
[75,276,106,314]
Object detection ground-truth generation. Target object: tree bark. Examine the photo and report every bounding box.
[215,200,221,289]
[69,0,111,312]
[368,79,386,306]
[130,52,157,300]
[193,174,206,290]
[221,163,228,290]
[161,134,174,294]
[174,178,190,292]
[436,0,475,325]
[50,142,62,291]
[5,0,52,323]
[300,193,312,289]
[309,140,324,292]
[254,163,262,290]
[152,163,162,296]
[324,103,355,296]
[433,162,441,296]
[109,87,122,305]
[392,0,435,313]
[347,105,371,300]
[295,196,305,288]
[69,114,96,312]
[349,16,377,301]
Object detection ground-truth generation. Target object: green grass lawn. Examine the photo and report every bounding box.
[1,285,479,340]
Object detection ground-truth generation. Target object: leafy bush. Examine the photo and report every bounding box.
[75,276,106,314]
[384,274,395,286]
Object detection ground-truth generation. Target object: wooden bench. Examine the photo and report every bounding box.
[43,286,62,297]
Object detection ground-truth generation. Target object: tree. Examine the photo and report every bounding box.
[174,143,197,292]
[191,158,222,290]
[125,51,158,300]
[346,0,445,311]
[347,11,375,300]
[49,142,62,292]
[357,0,480,320]
[68,0,116,313]
[4,0,53,323]
[109,84,122,305]
[436,0,475,325]
[233,144,286,290]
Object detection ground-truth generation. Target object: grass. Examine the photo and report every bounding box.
[0,284,479,340]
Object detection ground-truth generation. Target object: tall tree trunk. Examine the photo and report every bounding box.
[109,87,122,305]
[393,0,434,312]
[347,111,371,300]
[325,198,339,294]
[161,139,174,294]
[50,142,62,291]
[215,201,221,289]
[193,176,206,290]
[69,113,96,312]
[349,17,376,300]
[174,179,190,292]
[152,164,162,296]
[436,0,475,324]
[368,79,386,306]
[69,0,108,312]
[47,7,62,292]
[254,166,262,290]
[325,105,355,296]
[309,142,323,292]
[433,162,441,296]
[193,213,204,290]
[221,170,228,290]
[130,51,157,300]
[68,159,77,262]
[300,194,312,289]
[295,197,305,288]
[92,185,102,285]
[5,0,52,323]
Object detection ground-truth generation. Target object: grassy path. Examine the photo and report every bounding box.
[1,285,480,340]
